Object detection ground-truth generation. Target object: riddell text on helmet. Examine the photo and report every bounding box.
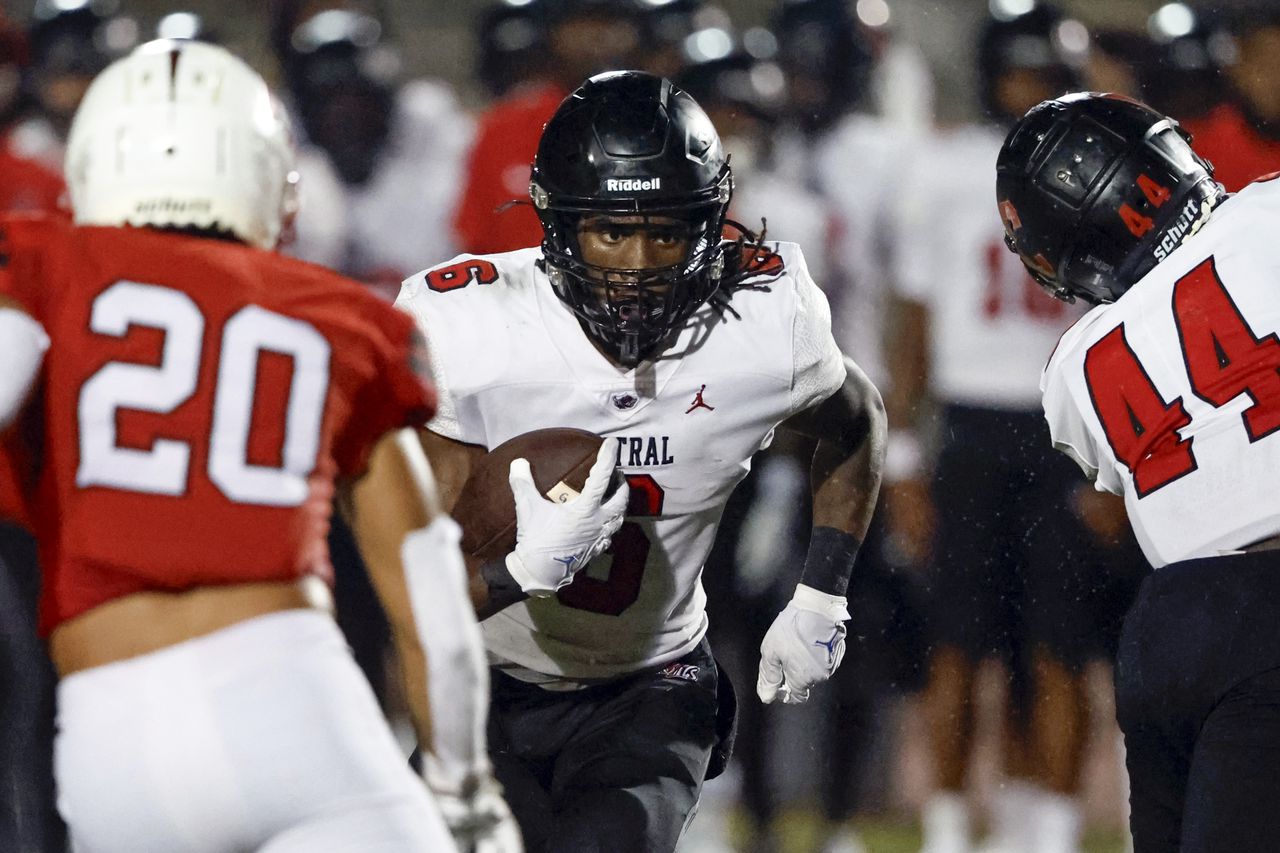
[603,177,662,192]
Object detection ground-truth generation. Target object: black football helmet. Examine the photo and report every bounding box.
[531,70,733,366]
[772,0,874,132]
[476,0,548,97]
[978,1,1088,123]
[27,0,137,132]
[996,92,1225,305]
[285,10,399,185]
[29,0,137,77]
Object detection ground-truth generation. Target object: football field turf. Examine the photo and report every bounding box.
[856,820,1128,852]
[706,812,1131,853]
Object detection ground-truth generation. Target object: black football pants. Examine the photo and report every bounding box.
[1116,550,1280,852]
[0,524,65,853]
[487,639,721,853]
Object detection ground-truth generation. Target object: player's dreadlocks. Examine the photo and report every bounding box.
[709,217,786,321]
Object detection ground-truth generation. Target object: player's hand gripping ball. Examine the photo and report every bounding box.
[451,428,628,596]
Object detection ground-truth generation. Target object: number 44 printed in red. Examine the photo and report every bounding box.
[1085,256,1280,497]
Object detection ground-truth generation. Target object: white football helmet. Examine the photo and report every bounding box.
[65,39,299,250]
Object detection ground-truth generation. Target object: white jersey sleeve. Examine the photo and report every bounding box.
[394,280,463,441]
[788,247,846,416]
[0,307,48,430]
[1041,311,1124,495]
[395,249,542,446]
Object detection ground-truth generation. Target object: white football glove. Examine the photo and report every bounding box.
[504,441,629,597]
[756,584,851,705]
[426,764,524,853]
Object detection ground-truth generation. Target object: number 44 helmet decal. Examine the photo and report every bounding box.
[995,92,1225,306]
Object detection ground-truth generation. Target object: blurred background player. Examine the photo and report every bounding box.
[265,1,475,729]
[475,0,549,99]
[452,0,645,254]
[0,12,69,853]
[676,33,846,853]
[698,2,930,850]
[1136,3,1232,126]
[1080,26,1151,102]
[885,3,1145,852]
[8,0,137,173]
[1179,6,1280,192]
[0,13,63,213]
[770,0,914,450]
[0,37,509,852]
[278,4,473,300]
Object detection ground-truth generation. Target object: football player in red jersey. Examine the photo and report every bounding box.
[0,39,516,853]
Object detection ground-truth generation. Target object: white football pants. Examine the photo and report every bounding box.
[54,609,455,853]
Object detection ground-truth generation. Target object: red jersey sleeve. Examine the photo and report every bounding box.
[331,305,438,478]
[0,217,59,529]
[0,404,40,530]
[0,445,28,528]
[0,216,55,323]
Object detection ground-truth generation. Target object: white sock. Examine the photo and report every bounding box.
[987,780,1036,849]
[921,792,970,853]
[1031,790,1082,853]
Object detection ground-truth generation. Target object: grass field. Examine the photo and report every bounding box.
[855,819,1129,853]
[696,811,1131,853]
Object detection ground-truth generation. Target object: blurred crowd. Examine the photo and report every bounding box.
[2,0,1280,852]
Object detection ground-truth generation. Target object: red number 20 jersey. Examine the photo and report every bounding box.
[0,215,436,634]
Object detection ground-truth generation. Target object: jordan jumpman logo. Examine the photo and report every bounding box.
[685,384,715,414]
[814,629,842,666]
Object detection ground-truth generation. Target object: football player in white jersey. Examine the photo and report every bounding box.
[397,69,886,852]
[763,3,933,849]
[998,92,1280,853]
[887,5,1143,853]
[282,9,473,301]
[276,7,476,729]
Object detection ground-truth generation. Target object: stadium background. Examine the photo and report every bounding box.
[0,0,1263,117]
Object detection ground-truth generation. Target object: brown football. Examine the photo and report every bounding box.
[452,428,608,561]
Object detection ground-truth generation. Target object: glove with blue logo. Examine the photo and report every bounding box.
[756,584,851,704]
[504,441,629,597]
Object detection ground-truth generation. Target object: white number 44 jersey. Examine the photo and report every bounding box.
[396,242,845,681]
[1043,176,1280,568]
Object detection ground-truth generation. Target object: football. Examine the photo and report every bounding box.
[452,427,609,560]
